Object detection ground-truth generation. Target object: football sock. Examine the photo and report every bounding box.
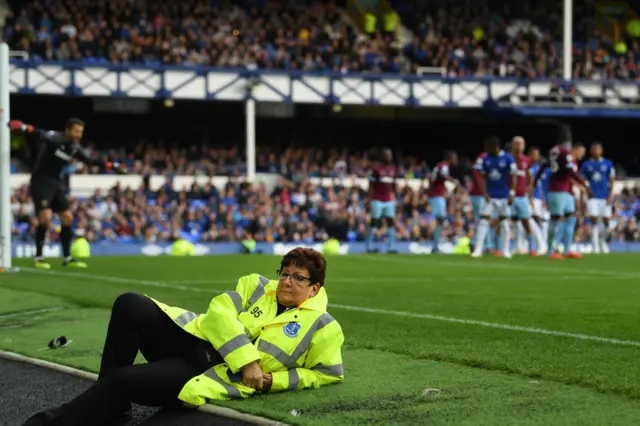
[486,227,495,250]
[516,222,526,252]
[61,225,73,258]
[598,221,608,245]
[563,215,577,253]
[591,220,600,250]
[500,220,511,256]
[366,226,377,251]
[548,219,559,254]
[529,218,545,251]
[474,219,490,254]
[388,227,396,251]
[433,223,442,251]
[35,225,47,260]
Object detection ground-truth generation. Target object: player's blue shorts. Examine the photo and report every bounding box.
[429,196,447,219]
[548,192,575,216]
[470,196,484,219]
[565,193,576,214]
[370,200,395,219]
[512,196,531,219]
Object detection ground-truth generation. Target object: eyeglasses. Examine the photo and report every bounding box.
[277,269,312,285]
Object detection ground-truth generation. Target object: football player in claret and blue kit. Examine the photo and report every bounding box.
[427,151,461,253]
[468,152,496,253]
[510,137,545,255]
[534,142,591,259]
[366,148,398,254]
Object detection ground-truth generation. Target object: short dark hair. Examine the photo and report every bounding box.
[484,136,501,150]
[280,247,327,286]
[66,118,85,129]
[573,142,584,149]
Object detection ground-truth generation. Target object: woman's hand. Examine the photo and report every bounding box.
[241,361,264,389]
[261,373,272,391]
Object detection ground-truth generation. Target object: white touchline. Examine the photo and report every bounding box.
[15,268,221,291]
[328,304,640,348]
[14,268,640,349]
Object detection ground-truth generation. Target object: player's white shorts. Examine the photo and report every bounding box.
[481,198,510,218]
[531,198,550,220]
[587,199,611,218]
[541,208,550,221]
[532,199,544,217]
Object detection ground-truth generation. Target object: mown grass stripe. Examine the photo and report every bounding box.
[18,268,640,348]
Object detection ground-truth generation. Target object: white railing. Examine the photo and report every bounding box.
[9,173,640,197]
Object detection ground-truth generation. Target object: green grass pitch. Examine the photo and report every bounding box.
[1,254,639,425]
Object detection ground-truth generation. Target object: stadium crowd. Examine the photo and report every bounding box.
[9,160,640,246]
[395,0,640,79]
[2,0,640,79]
[2,0,400,73]
[9,136,433,179]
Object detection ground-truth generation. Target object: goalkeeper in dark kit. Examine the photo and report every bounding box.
[8,118,126,269]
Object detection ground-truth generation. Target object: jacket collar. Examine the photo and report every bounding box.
[267,281,328,313]
[300,287,328,312]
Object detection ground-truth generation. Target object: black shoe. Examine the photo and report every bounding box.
[366,249,379,254]
[387,249,398,254]
[22,410,57,426]
[112,404,133,424]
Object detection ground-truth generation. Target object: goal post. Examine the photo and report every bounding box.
[0,44,27,271]
[0,43,11,270]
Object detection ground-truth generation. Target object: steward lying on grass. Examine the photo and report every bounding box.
[23,248,344,426]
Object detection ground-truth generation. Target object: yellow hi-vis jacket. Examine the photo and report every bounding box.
[149,274,344,404]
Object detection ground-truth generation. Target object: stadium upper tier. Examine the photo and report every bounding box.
[3,0,639,79]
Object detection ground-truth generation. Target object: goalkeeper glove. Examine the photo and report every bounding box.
[8,120,34,132]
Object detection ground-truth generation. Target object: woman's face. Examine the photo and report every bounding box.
[276,264,320,307]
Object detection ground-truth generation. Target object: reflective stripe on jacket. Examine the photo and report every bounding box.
[148,273,344,404]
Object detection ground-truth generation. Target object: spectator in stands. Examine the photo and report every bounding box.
[12,164,640,246]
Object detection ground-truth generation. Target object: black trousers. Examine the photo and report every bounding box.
[23,293,222,426]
